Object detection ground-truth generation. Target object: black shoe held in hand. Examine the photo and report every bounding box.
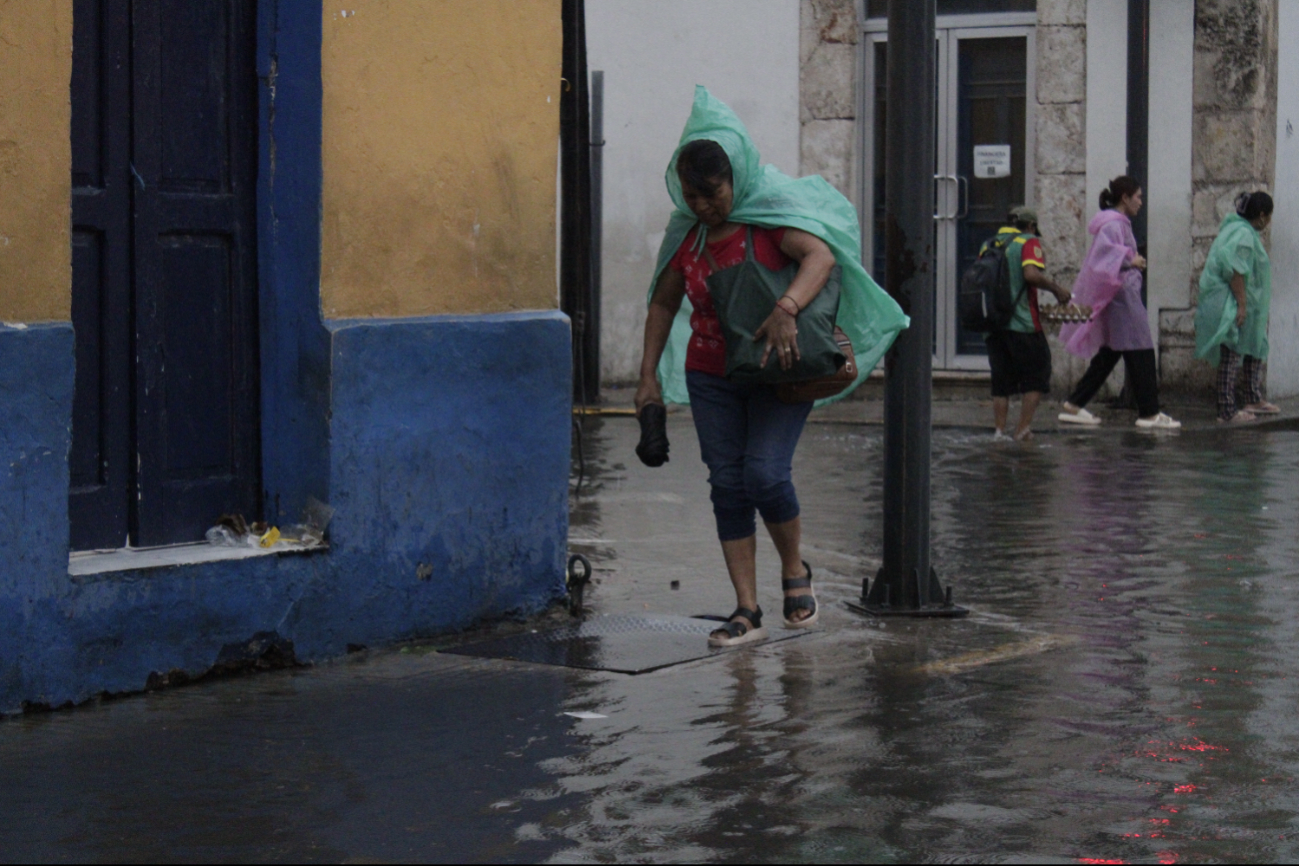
[636,403,670,467]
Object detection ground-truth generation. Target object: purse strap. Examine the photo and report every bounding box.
[698,225,756,273]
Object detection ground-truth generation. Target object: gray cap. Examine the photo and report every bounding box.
[1009,205,1038,225]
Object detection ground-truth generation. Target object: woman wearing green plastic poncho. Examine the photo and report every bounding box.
[1195,191,1276,423]
[633,87,907,648]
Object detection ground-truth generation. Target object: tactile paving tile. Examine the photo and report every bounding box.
[441,613,808,674]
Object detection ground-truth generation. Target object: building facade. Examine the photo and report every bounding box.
[596,0,1299,399]
[0,0,571,712]
[810,0,1296,397]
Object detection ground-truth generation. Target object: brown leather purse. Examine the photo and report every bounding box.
[774,326,857,404]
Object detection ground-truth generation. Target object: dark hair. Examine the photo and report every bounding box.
[1235,190,1274,221]
[1008,213,1035,231]
[676,139,732,196]
[1099,175,1141,210]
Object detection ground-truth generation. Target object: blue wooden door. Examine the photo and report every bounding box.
[70,0,261,549]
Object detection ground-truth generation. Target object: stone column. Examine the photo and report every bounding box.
[800,0,859,202]
[1163,0,1280,393]
[1035,0,1089,390]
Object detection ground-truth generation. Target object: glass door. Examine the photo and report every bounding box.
[865,24,1034,370]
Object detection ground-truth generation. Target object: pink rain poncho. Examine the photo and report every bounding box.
[1059,209,1154,357]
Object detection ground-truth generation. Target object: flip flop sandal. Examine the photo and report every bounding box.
[1218,410,1256,424]
[1245,401,1281,415]
[708,606,767,647]
[1058,407,1101,426]
[782,561,819,629]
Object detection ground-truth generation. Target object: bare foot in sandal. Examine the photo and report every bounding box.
[708,606,768,647]
[782,561,819,628]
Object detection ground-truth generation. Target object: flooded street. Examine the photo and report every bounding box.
[6,413,1299,862]
[560,414,1299,863]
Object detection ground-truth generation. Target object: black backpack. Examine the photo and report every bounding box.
[958,233,1023,333]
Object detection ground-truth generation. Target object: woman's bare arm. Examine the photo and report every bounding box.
[752,228,837,370]
[778,229,836,311]
[635,267,686,412]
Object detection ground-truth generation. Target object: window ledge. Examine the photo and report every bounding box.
[69,540,327,579]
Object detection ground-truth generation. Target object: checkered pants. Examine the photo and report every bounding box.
[1218,345,1264,420]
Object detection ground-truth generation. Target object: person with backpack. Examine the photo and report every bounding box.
[1194,191,1276,423]
[1058,176,1181,429]
[977,206,1072,440]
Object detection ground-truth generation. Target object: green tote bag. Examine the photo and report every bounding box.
[705,227,844,384]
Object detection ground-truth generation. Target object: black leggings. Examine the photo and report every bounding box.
[1067,348,1160,417]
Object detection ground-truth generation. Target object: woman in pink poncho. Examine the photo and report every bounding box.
[1057,176,1181,430]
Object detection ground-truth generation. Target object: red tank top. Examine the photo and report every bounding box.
[668,225,790,376]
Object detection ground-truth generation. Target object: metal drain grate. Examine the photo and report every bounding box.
[441,613,808,674]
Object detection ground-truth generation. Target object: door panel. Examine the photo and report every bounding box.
[131,0,260,546]
[954,36,1027,355]
[70,0,132,550]
[71,0,261,549]
[866,27,1031,369]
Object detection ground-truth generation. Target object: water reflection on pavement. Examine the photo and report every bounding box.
[558,416,1299,863]
[4,415,1299,863]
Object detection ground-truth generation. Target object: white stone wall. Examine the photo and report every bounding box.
[1146,0,1196,373]
[1265,0,1299,396]
[1158,0,1280,394]
[585,0,801,385]
[1036,0,1092,392]
[799,0,859,204]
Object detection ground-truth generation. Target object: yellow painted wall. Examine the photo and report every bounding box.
[0,0,72,322]
[320,0,562,318]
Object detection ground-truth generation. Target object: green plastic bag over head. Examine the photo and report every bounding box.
[1194,212,1272,362]
[649,86,908,404]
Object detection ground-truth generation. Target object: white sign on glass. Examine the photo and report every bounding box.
[973,144,1012,179]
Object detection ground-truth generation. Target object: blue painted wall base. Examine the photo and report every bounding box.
[0,312,571,712]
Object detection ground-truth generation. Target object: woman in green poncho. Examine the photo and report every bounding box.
[633,87,907,648]
[1195,191,1276,423]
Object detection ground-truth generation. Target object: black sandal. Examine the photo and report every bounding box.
[708,606,768,647]
[782,561,819,629]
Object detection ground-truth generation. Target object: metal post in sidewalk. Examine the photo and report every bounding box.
[849,0,966,619]
[589,70,605,397]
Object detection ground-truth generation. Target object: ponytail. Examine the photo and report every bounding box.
[1099,175,1141,210]
[1235,190,1274,222]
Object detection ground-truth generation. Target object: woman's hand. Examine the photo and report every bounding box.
[1129,252,1147,271]
[634,375,664,415]
[755,305,800,370]
[1231,272,1247,329]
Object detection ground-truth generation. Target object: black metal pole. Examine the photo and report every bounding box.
[852,0,965,618]
[560,0,596,404]
[588,70,604,398]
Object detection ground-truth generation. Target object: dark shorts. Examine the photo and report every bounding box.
[986,330,1051,397]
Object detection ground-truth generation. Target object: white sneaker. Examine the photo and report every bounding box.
[1135,412,1181,430]
[1058,407,1101,426]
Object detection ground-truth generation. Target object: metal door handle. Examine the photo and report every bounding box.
[933,174,958,219]
[956,175,969,219]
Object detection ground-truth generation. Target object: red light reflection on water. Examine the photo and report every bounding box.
[1178,739,1226,752]
[1077,859,1126,865]
[1173,784,1197,794]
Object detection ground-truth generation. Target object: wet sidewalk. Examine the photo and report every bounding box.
[5,407,1299,862]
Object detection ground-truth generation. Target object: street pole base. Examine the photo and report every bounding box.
[846,567,970,618]
[845,599,969,618]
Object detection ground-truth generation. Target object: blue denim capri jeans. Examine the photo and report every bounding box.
[686,370,813,541]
